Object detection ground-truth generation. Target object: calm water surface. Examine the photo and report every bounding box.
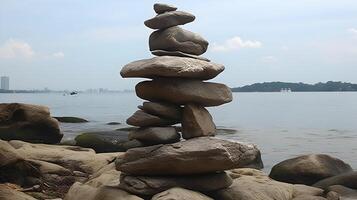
[1,92,357,171]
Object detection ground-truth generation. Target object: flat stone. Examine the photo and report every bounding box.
[269,154,353,185]
[154,3,177,14]
[181,104,216,139]
[121,56,224,80]
[144,11,195,30]
[149,26,208,55]
[138,101,182,121]
[126,110,177,127]
[128,127,180,145]
[136,79,233,107]
[152,187,213,200]
[115,137,262,175]
[118,172,232,196]
[151,50,210,61]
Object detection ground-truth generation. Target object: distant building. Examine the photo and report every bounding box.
[1,76,9,90]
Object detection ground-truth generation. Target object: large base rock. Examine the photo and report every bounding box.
[0,103,62,144]
[269,154,353,185]
[116,137,262,175]
[136,79,232,107]
[119,172,232,196]
[152,187,213,200]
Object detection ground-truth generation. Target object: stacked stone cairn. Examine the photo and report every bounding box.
[117,3,263,197]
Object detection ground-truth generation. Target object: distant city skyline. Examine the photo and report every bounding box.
[0,1,357,90]
[1,76,10,90]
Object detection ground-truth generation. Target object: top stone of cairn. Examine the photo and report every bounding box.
[154,3,177,14]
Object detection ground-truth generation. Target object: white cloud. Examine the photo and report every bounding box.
[0,39,35,59]
[261,56,277,63]
[53,51,64,58]
[348,28,357,34]
[211,36,262,52]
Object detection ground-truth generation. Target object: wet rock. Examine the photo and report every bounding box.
[181,104,215,139]
[136,79,232,107]
[138,101,182,121]
[119,172,232,196]
[313,171,357,190]
[126,110,177,127]
[0,103,62,144]
[151,50,210,61]
[149,26,208,55]
[128,127,180,145]
[145,11,195,30]
[121,56,223,80]
[54,116,88,123]
[269,154,353,185]
[116,137,262,175]
[152,187,213,200]
[153,3,177,14]
[75,131,144,153]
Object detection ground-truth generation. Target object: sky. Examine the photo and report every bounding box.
[0,0,357,90]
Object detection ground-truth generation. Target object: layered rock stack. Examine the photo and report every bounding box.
[117,3,263,196]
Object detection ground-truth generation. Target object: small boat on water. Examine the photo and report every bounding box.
[70,91,78,95]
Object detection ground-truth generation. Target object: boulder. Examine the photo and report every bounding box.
[0,184,36,200]
[144,11,195,30]
[139,101,182,121]
[0,139,23,167]
[151,50,210,61]
[0,103,62,144]
[181,104,215,139]
[269,154,353,185]
[327,185,357,199]
[149,26,208,55]
[153,3,177,14]
[292,185,324,197]
[126,110,177,127]
[65,182,143,200]
[128,127,180,145]
[119,172,232,196]
[313,171,357,190]
[121,56,223,80]
[75,131,144,153]
[115,137,262,175]
[85,162,121,188]
[152,187,213,200]
[54,116,88,123]
[136,79,233,107]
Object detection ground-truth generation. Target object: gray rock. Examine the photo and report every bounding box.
[121,56,224,80]
[144,11,195,30]
[119,172,232,196]
[138,101,182,121]
[149,26,208,55]
[0,103,62,144]
[128,127,180,145]
[115,137,262,175]
[75,130,144,153]
[269,154,353,185]
[313,171,357,190]
[181,104,216,139]
[153,3,177,14]
[136,79,233,107]
[152,187,213,200]
[54,116,88,123]
[151,50,210,61]
[126,110,177,127]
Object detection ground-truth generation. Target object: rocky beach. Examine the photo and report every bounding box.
[1,3,357,200]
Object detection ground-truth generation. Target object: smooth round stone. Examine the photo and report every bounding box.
[128,127,180,145]
[120,56,224,80]
[144,11,195,30]
[138,101,182,121]
[151,50,210,61]
[135,79,233,107]
[149,26,208,55]
[181,104,216,139]
[126,110,176,127]
[115,137,262,175]
[154,3,177,14]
